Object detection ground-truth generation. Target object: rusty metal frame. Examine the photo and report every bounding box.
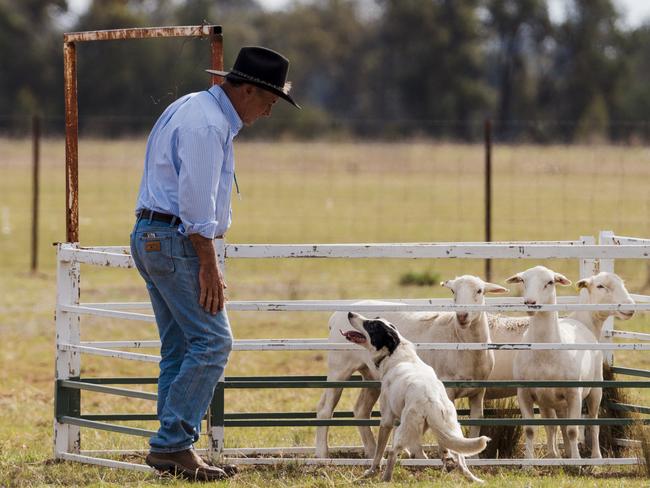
[63,25,223,242]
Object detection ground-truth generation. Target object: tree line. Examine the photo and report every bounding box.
[2,0,650,141]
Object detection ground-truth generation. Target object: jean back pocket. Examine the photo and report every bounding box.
[138,232,175,276]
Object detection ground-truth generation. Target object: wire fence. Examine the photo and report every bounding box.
[2,115,650,142]
[1,115,650,287]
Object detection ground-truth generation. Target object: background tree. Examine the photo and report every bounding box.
[483,0,551,139]
[0,0,649,141]
[552,0,630,141]
[369,0,490,139]
[0,0,67,127]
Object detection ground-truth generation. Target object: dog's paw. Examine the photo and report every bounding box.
[442,456,457,472]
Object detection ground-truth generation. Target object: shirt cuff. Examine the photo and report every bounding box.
[180,220,219,239]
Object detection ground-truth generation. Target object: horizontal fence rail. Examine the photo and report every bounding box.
[57,452,640,470]
[60,342,650,358]
[63,25,220,43]
[61,301,650,314]
[58,242,650,268]
[224,243,650,259]
[58,377,650,391]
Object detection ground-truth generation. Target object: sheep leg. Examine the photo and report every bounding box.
[565,391,582,459]
[585,387,603,459]
[354,368,381,458]
[315,358,359,458]
[555,405,570,458]
[540,407,560,458]
[465,389,486,459]
[468,390,486,439]
[517,388,537,459]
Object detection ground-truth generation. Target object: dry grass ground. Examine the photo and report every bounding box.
[1,138,649,486]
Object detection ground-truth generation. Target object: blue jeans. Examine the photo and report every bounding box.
[130,216,233,453]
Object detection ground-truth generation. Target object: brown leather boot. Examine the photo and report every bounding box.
[202,456,239,476]
[146,449,228,481]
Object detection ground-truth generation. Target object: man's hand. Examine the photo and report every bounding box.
[189,233,227,314]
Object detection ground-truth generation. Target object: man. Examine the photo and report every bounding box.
[130,47,299,481]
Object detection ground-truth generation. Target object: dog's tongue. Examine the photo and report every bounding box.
[340,330,366,344]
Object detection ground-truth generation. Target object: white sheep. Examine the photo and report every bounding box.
[486,271,634,400]
[314,275,508,459]
[506,266,603,459]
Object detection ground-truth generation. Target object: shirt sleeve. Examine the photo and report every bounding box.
[177,126,225,239]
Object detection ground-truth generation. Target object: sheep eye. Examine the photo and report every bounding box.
[546,281,554,287]
[597,284,606,289]
[477,289,483,295]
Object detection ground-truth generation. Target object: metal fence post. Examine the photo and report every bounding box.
[54,243,81,457]
[208,237,227,461]
[484,119,492,281]
[31,114,41,272]
[598,230,616,366]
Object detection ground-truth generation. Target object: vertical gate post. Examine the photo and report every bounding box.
[209,26,224,87]
[64,40,79,243]
[54,243,81,457]
[598,230,616,365]
[206,31,224,461]
[208,238,227,461]
[579,235,597,283]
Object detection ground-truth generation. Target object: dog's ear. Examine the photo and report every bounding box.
[365,320,400,354]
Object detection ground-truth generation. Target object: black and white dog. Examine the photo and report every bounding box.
[342,312,489,483]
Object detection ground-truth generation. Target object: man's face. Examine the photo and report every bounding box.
[241,86,279,126]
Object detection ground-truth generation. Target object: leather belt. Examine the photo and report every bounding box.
[137,209,179,225]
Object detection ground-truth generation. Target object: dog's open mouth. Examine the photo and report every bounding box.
[340,330,366,344]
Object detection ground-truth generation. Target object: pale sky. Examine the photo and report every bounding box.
[66,0,650,29]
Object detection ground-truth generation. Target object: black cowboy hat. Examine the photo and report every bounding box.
[206,46,300,108]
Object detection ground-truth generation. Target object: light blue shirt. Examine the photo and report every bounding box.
[135,84,243,239]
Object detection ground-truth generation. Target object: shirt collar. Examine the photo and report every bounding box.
[208,84,243,137]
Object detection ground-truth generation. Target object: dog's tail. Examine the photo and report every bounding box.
[438,432,490,457]
[427,410,490,456]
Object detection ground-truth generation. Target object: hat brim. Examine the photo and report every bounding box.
[205,69,300,109]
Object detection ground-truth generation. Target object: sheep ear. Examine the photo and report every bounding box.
[505,274,523,284]
[576,278,590,289]
[554,273,572,286]
[485,282,509,294]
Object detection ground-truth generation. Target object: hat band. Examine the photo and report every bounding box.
[230,69,292,95]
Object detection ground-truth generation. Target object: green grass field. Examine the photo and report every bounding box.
[1,138,649,486]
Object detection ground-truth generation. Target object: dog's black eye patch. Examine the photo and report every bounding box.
[364,320,400,354]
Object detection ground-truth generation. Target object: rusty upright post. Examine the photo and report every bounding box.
[484,118,492,281]
[31,114,41,272]
[64,41,79,243]
[209,25,224,86]
[208,25,224,463]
